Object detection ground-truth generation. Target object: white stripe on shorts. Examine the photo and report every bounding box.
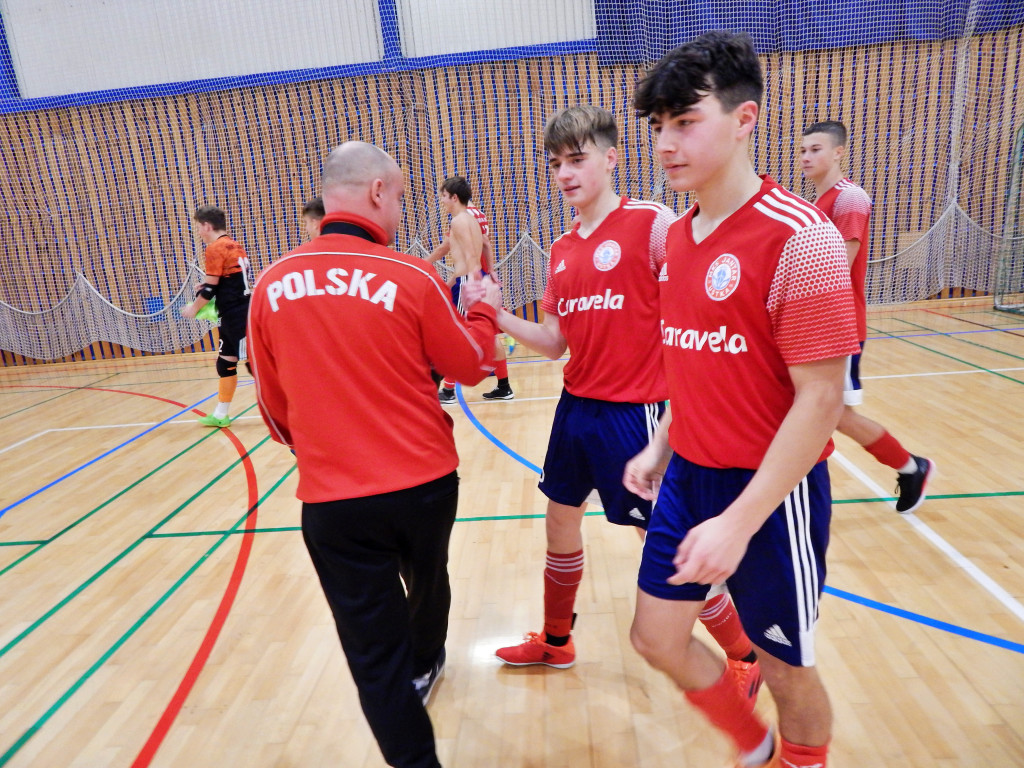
[783,476,819,666]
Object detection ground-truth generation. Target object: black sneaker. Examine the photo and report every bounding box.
[895,456,934,514]
[413,648,446,706]
[438,388,456,405]
[481,385,514,401]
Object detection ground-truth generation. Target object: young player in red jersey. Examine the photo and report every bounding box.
[625,33,861,768]
[426,176,513,402]
[493,105,759,695]
[182,205,252,428]
[800,120,934,513]
[248,142,502,768]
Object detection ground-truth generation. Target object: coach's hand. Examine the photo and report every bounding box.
[181,302,198,319]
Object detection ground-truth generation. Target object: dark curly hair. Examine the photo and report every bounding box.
[634,31,763,119]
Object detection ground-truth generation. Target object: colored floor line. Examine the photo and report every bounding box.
[0,385,219,520]
[130,451,282,768]
[0,387,268,766]
[0,372,122,421]
[0,432,271,660]
[0,420,231,577]
[867,318,1024,375]
[0,461,291,768]
[453,382,1024,656]
[922,307,1024,339]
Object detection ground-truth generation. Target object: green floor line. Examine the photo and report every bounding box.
[0,402,260,578]
[0,433,272,661]
[135,487,1024,534]
[866,320,1024,382]
[0,372,122,421]
[896,317,1024,363]
[0,463,296,768]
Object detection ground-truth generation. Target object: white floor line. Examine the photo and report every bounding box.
[0,415,264,455]
[864,366,1024,381]
[832,449,1024,624]
[460,395,559,404]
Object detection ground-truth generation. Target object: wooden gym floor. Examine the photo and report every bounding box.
[0,297,1022,767]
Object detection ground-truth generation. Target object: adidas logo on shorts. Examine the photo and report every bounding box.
[763,624,792,647]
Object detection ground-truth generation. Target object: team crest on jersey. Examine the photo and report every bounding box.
[705,254,741,301]
[593,240,621,272]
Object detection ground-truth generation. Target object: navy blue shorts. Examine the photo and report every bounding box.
[539,389,665,528]
[450,270,485,315]
[638,454,832,667]
[844,341,865,406]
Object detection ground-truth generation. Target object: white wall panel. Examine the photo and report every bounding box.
[1,0,383,98]
[397,0,595,58]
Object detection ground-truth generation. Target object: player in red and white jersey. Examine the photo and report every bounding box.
[494,105,758,685]
[625,33,860,768]
[426,175,514,402]
[801,120,933,513]
[248,142,501,768]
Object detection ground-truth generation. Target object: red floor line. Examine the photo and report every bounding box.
[130,425,260,768]
[4,382,260,767]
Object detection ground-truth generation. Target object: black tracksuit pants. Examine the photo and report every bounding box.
[302,472,458,768]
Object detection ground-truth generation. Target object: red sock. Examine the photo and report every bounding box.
[699,593,753,661]
[685,667,768,753]
[442,378,454,390]
[864,431,911,470]
[494,353,508,379]
[543,549,583,639]
[780,737,829,767]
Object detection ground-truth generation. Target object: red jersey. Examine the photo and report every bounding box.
[460,204,491,273]
[540,197,674,403]
[248,212,499,502]
[660,177,860,470]
[815,179,871,341]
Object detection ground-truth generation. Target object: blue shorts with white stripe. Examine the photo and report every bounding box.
[638,454,832,667]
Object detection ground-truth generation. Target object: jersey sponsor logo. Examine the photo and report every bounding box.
[661,322,748,354]
[555,260,567,274]
[763,624,792,647]
[593,240,621,272]
[264,268,398,313]
[705,253,741,301]
[557,289,625,316]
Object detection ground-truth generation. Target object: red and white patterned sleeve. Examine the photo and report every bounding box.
[648,205,677,276]
[831,186,871,242]
[539,248,559,315]
[767,221,861,365]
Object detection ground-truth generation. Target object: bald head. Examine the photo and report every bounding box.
[321,141,404,243]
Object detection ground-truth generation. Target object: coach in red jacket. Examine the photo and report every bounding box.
[248,141,501,768]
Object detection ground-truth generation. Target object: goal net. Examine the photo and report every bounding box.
[0,0,1021,362]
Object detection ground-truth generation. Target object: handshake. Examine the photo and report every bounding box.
[460,273,503,312]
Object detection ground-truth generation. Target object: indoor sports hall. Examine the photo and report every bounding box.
[1,1,1022,766]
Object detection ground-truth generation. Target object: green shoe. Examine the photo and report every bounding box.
[197,414,231,428]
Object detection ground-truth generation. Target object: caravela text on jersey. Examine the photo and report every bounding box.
[264,267,398,312]
[661,321,749,354]
[556,289,625,316]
